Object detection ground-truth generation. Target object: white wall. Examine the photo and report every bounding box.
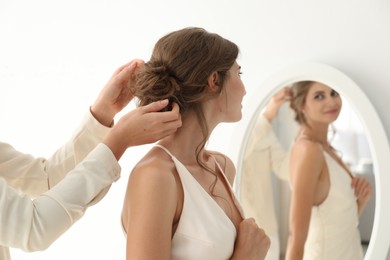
[1,0,389,259]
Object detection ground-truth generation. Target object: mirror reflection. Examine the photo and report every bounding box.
[239,81,375,260]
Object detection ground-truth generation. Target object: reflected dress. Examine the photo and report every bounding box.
[303,151,364,260]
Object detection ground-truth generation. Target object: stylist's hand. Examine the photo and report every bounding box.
[91,59,144,126]
[230,218,270,260]
[103,100,182,160]
[263,86,291,122]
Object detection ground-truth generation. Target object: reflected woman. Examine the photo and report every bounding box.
[285,81,372,260]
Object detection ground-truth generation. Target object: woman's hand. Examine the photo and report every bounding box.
[263,86,292,123]
[230,218,270,260]
[351,176,372,216]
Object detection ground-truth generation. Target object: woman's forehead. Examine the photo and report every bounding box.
[309,82,333,92]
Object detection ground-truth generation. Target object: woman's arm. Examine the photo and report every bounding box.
[285,140,324,260]
[244,87,290,158]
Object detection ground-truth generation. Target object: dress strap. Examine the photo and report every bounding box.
[154,144,175,158]
[209,153,246,219]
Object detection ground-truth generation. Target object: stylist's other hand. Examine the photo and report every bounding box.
[263,86,292,122]
[230,218,270,260]
[103,100,182,160]
[91,59,144,126]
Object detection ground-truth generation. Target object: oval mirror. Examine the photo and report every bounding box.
[232,62,390,260]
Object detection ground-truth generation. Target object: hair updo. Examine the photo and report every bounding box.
[132,27,239,113]
[132,27,239,197]
[289,81,315,126]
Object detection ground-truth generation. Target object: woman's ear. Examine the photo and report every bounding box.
[207,72,220,92]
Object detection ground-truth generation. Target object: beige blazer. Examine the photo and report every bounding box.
[0,112,120,260]
[240,114,288,235]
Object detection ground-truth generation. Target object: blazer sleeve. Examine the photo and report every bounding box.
[0,143,120,252]
[0,110,111,196]
[244,114,288,181]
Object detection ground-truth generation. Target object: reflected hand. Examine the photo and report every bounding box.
[263,86,292,122]
[91,59,145,126]
[351,176,372,213]
[230,218,270,260]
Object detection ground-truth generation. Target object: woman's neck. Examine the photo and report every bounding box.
[158,112,213,165]
[299,124,329,146]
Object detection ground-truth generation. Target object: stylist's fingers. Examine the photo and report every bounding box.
[167,102,181,120]
[160,102,182,126]
[113,59,144,76]
[142,101,181,122]
[158,121,182,136]
[141,99,170,113]
[113,61,133,75]
[117,59,144,85]
[126,59,144,76]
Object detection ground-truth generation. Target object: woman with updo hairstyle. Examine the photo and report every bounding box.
[289,81,313,127]
[285,81,372,260]
[121,27,270,260]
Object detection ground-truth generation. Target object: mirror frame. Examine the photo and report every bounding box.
[231,62,390,260]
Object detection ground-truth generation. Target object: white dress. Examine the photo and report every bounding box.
[303,151,364,260]
[156,144,245,260]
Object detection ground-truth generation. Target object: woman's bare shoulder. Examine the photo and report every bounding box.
[290,138,325,182]
[122,147,180,235]
[129,148,177,186]
[291,138,323,158]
